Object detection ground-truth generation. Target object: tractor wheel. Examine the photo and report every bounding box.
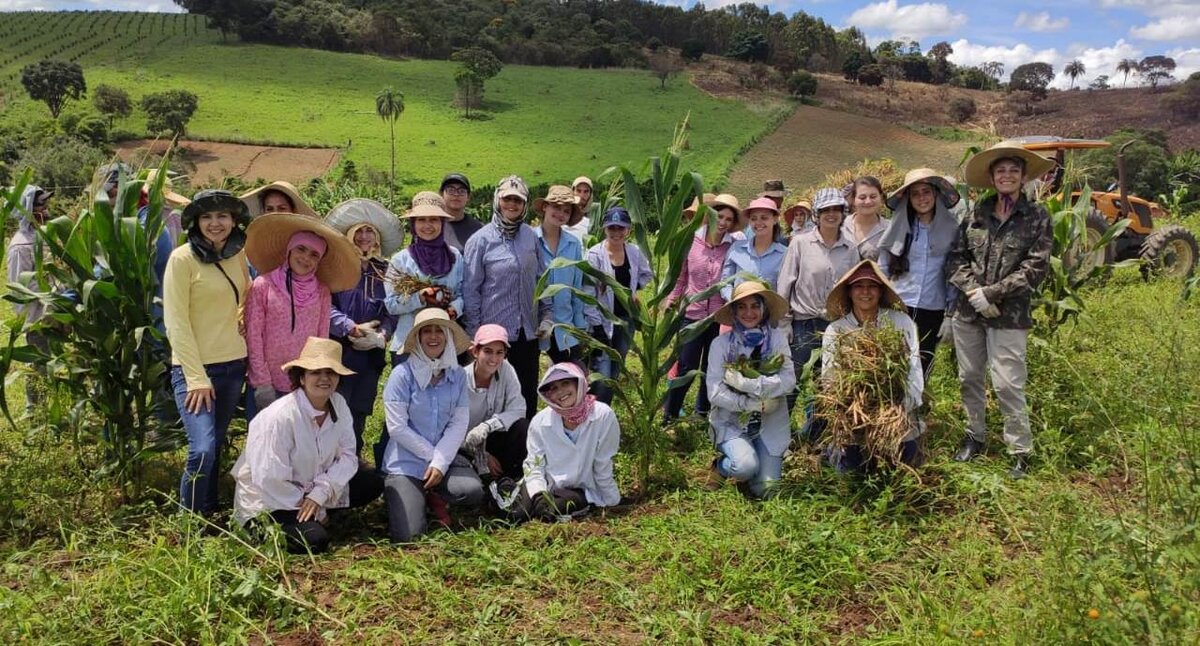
[1140,224,1198,280]
[1068,210,1114,274]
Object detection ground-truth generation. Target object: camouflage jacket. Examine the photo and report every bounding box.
[947,194,1052,329]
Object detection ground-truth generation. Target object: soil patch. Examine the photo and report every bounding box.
[115,139,341,187]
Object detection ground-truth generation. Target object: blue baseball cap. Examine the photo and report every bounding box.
[601,207,632,229]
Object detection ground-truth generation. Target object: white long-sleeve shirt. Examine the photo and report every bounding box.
[231,390,358,525]
[524,403,621,507]
[705,328,796,457]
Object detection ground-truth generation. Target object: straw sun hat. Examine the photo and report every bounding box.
[401,308,472,356]
[244,212,362,292]
[324,198,405,257]
[281,337,355,376]
[886,168,960,211]
[239,181,318,218]
[403,191,452,219]
[825,260,904,320]
[713,281,789,327]
[533,185,581,219]
[963,141,1056,190]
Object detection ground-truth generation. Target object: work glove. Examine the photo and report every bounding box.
[758,397,781,415]
[535,319,554,340]
[463,423,491,453]
[937,315,954,344]
[967,289,993,315]
[254,385,277,411]
[723,368,760,395]
[350,332,376,351]
[981,304,1001,319]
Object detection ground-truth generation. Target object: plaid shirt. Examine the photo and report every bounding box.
[947,195,1052,329]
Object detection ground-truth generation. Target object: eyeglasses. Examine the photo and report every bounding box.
[443,186,469,196]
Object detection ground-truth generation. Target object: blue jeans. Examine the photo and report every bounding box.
[665,318,719,419]
[789,318,829,442]
[173,359,245,514]
[717,436,783,499]
[591,316,633,405]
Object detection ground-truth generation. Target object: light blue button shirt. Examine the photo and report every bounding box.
[535,227,586,351]
[720,236,789,300]
[382,248,465,352]
[888,220,950,310]
[381,362,469,478]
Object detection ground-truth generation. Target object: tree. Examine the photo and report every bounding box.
[649,53,682,90]
[92,84,131,128]
[857,63,885,87]
[681,39,705,62]
[726,29,769,62]
[842,50,866,81]
[374,87,404,194]
[20,59,86,119]
[1116,58,1138,88]
[140,89,198,138]
[928,40,953,85]
[787,71,818,99]
[1010,62,1055,100]
[1139,56,1176,90]
[450,47,502,118]
[1064,59,1086,90]
[1089,75,1110,91]
[981,60,1004,84]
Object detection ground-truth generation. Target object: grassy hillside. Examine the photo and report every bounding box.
[0,12,788,189]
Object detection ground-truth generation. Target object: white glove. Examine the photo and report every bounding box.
[349,333,376,351]
[759,397,781,415]
[981,304,1001,319]
[723,368,759,395]
[967,289,993,314]
[535,319,554,340]
[254,385,277,411]
[356,320,381,335]
[463,423,491,453]
[369,329,387,349]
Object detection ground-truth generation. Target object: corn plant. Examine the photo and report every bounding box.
[0,161,176,501]
[537,125,735,494]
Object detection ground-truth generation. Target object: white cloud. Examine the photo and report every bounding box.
[845,0,967,40]
[946,39,1059,78]
[1130,15,1200,41]
[1014,11,1069,32]
[946,38,1154,89]
[0,0,53,8]
[1167,47,1200,81]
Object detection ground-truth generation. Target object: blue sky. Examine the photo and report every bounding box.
[2,0,1197,86]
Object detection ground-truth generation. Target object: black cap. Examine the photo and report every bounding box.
[440,173,471,193]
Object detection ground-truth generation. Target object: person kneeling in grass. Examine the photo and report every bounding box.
[380,309,483,542]
[514,362,620,521]
[703,281,796,499]
[231,337,384,554]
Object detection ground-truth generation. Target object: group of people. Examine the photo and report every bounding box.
[6,139,1054,554]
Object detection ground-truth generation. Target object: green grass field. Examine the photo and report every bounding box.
[1,12,789,191]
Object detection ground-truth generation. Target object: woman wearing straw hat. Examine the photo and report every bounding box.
[383,191,465,366]
[664,193,743,421]
[777,187,860,437]
[820,260,924,472]
[843,176,889,261]
[947,141,1054,479]
[324,199,404,456]
[720,196,789,301]
[231,337,385,554]
[239,181,318,219]
[877,169,962,378]
[584,206,654,405]
[163,189,252,515]
[512,362,620,521]
[462,176,550,420]
[380,309,483,542]
[533,185,587,364]
[703,281,795,498]
[782,200,812,238]
[244,213,360,414]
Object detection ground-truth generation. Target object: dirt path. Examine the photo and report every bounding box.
[115,139,341,186]
[726,104,966,199]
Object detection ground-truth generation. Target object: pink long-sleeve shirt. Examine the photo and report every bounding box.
[246,275,331,392]
[667,229,736,321]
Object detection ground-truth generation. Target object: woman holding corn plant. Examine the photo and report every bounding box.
[383,191,464,365]
[703,281,795,498]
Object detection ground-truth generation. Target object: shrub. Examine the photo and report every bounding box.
[141,89,199,138]
[948,97,976,123]
[1161,73,1200,121]
[680,39,705,62]
[787,71,818,98]
[857,64,884,86]
[14,136,108,195]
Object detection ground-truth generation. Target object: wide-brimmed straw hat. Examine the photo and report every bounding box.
[533,185,581,219]
[181,189,250,231]
[964,141,1056,190]
[403,191,452,220]
[239,181,318,218]
[826,260,904,320]
[245,212,362,291]
[760,179,788,198]
[683,193,717,219]
[886,168,960,211]
[401,308,472,356]
[281,336,355,376]
[324,198,405,257]
[713,280,789,327]
[143,169,190,207]
[782,200,812,228]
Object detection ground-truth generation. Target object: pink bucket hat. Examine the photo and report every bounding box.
[472,324,510,348]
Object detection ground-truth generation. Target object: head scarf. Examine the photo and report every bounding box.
[491,175,529,240]
[346,222,384,262]
[537,362,595,428]
[10,185,45,241]
[877,192,959,279]
[408,324,460,390]
[726,294,772,362]
[267,231,327,331]
[408,219,455,277]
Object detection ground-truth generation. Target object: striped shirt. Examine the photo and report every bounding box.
[462,222,549,340]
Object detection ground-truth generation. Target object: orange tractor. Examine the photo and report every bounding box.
[1016,136,1197,278]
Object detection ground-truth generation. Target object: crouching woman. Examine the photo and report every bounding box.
[515,362,621,521]
[380,309,483,542]
[231,337,384,554]
[704,281,796,498]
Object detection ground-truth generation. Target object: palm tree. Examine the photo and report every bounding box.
[1116,58,1137,88]
[375,87,405,196]
[1064,60,1085,90]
